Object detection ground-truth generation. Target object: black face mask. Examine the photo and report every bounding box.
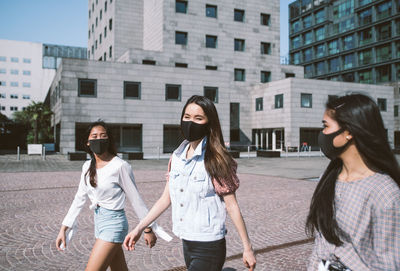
[180,120,208,142]
[318,128,350,160]
[89,139,109,155]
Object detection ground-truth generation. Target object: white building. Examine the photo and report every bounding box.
[48,0,395,156]
[0,40,87,118]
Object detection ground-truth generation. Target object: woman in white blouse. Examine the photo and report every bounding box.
[56,121,166,271]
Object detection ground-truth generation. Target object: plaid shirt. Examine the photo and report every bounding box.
[308,173,400,271]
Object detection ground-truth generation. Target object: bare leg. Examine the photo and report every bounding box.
[85,239,127,271]
[109,245,128,271]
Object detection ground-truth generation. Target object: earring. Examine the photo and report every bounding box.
[346,136,351,140]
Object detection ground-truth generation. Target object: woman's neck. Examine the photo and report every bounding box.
[94,152,114,165]
[186,138,203,160]
[339,144,375,182]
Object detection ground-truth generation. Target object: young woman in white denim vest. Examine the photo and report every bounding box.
[55,121,165,270]
[124,95,256,271]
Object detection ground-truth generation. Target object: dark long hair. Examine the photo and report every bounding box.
[181,95,237,187]
[83,121,117,187]
[306,94,400,246]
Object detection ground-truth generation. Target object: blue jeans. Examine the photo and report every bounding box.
[182,238,226,271]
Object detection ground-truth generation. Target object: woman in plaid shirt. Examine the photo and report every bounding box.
[306,94,400,271]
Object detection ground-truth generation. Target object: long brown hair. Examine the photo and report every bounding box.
[181,95,237,187]
[83,121,117,187]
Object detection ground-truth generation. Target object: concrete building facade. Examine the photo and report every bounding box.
[48,0,395,156]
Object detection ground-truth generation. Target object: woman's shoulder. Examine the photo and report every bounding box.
[368,173,400,208]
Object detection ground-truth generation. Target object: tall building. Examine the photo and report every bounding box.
[48,0,394,156]
[288,0,400,84]
[0,40,86,118]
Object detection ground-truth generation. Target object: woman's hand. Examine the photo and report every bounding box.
[55,226,68,251]
[143,231,157,248]
[243,247,256,270]
[123,228,142,251]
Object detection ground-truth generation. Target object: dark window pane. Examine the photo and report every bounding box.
[377,98,387,111]
[275,94,283,108]
[142,59,156,65]
[234,39,245,51]
[261,71,271,83]
[261,42,271,54]
[234,9,245,22]
[206,65,218,70]
[301,93,312,108]
[175,31,187,45]
[175,62,188,68]
[204,86,218,103]
[206,35,217,48]
[176,0,187,13]
[255,97,263,111]
[165,84,181,101]
[124,81,141,99]
[260,13,270,26]
[78,79,97,97]
[163,125,184,153]
[206,4,217,18]
[234,69,245,81]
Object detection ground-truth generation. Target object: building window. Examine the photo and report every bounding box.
[234,39,245,51]
[342,35,354,51]
[0,56,6,62]
[206,4,217,18]
[316,61,325,75]
[329,57,340,72]
[261,71,271,83]
[204,86,218,103]
[275,94,283,109]
[176,0,187,13]
[303,48,312,62]
[342,72,354,82]
[10,106,18,111]
[100,34,102,44]
[301,93,312,108]
[78,79,97,97]
[234,69,245,81]
[376,65,391,83]
[359,28,372,45]
[260,42,271,54]
[142,60,156,65]
[0,68,5,74]
[11,82,18,87]
[11,57,19,63]
[291,20,300,33]
[359,69,372,83]
[23,95,30,99]
[95,40,98,49]
[395,105,399,117]
[124,81,141,99]
[377,98,387,111]
[0,81,6,86]
[315,44,325,58]
[377,23,391,41]
[10,94,18,99]
[304,31,312,45]
[104,27,107,38]
[100,10,102,20]
[104,52,106,61]
[301,0,312,12]
[260,13,270,26]
[315,27,325,41]
[303,15,312,28]
[0,106,5,111]
[377,1,392,20]
[105,1,107,12]
[333,0,354,19]
[92,45,94,55]
[0,93,5,98]
[109,19,112,30]
[376,44,392,62]
[292,52,301,64]
[205,65,217,70]
[315,9,325,24]
[23,82,31,88]
[343,54,354,69]
[163,125,184,153]
[292,36,301,49]
[305,64,313,78]
[234,9,245,22]
[206,35,217,48]
[96,17,98,27]
[88,30,91,39]
[92,3,94,11]
[175,31,188,45]
[286,73,295,78]
[175,62,188,68]
[359,8,372,26]
[255,97,263,111]
[109,46,112,58]
[328,40,339,55]
[165,84,181,101]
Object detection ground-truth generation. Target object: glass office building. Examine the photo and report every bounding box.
[289,0,400,84]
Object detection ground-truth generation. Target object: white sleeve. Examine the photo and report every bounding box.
[119,162,151,221]
[62,168,89,228]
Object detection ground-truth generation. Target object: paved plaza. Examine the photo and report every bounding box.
[0,154,331,271]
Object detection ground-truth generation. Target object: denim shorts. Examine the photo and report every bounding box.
[94,206,129,243]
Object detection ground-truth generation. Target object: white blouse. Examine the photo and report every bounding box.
[62,156,171,242]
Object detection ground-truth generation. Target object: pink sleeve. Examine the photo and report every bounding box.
[212,160,240,196]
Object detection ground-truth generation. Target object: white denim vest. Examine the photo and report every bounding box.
[169,137,226,241]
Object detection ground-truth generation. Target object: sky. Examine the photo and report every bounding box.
[0,0,295,57]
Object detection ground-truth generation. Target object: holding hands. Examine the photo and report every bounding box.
[124,227,156,251]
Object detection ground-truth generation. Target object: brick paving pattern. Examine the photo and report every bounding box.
[0,155,322,270]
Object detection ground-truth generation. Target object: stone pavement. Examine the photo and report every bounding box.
[0,154,331,271]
